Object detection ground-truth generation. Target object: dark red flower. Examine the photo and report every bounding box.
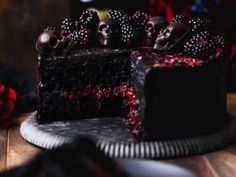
[0,83,17,129]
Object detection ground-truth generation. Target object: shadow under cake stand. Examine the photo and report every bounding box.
[20,111,236,159]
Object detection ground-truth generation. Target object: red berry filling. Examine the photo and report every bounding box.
[62,85,141,136]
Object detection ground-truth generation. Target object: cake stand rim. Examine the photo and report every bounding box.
[20,111,236,159]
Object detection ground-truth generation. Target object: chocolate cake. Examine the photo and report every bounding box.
[134,51,227,140]
[38,49,131,123]
[35,10,228,140]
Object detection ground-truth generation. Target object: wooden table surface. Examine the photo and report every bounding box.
[1,93,236,177]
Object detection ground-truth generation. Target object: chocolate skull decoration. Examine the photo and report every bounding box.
[97,18,121,46]
[145,16,169,46]
[153,23,190,52]
[36,29,75,55]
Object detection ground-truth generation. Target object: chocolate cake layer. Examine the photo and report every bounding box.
[38,90,124,123]
[39,49,131,92]
[37,49,132,123]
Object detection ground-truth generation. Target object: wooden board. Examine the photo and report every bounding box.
[165,155,219,177]
[0,129,7,171]
[3,113,41,170]
[205,144,236,177]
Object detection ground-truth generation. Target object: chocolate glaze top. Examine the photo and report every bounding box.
[131,48,204,69]
[69,48,130,57]
[63,47,219,68]
[44,47,224,70]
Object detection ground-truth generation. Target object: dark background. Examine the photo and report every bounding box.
[0,0,235,113]
[0,0,70,112]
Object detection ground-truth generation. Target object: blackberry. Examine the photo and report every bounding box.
[120,15,133,27]
[132,10,150,30]
[106,10,130,24]
[121,23,137,45]
[184,31,210,49]
[183,31,214,59]
[79,9,99,30]
[212,35,226,58]
[44,26,58,31]
[61,18,75,36]
[171,14,189,25]
[71,28,92,47]
[189,18,207,32]
[213,35,226,49]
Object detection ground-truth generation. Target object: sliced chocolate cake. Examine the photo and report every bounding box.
[35,10,228,140]
[38,49,132,123]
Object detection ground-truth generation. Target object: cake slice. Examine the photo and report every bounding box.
[38,48,132,123]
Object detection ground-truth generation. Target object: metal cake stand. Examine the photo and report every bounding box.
[20,111,236,159]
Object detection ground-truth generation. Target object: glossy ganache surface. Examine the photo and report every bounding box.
[131,49,228,140]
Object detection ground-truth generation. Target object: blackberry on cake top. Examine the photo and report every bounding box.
[171,14,189,25]
[106,10,130,25]
[154,14,226,60]
[121,22,138,45]
[37,9,226,58]
[132,10,150,31]
[183,31,214,59]
[71,28,94,47]
[61,18,76,37]
[79,9,100,31]
[189,18,207,32]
